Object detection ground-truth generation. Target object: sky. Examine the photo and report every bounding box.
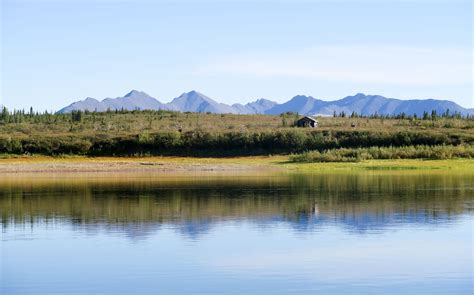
[1,0,472,111]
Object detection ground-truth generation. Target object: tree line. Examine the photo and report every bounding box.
[331,109,467,120]
[1,106,472,125]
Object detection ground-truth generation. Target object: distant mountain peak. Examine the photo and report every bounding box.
[291,95,316,102]
[182,90,208,99]
[255,98,273,103]
[167,90,236,113]
[188,90,200,95]
[124,90,150,98]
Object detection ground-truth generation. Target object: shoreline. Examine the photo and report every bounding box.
[0,155,473,175]
[0,156,280,174]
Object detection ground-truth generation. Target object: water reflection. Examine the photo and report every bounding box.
[1,172,472,239]
[2,172,473,295]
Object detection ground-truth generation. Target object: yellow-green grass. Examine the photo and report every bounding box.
[281,158,474,172]
[1,155,473,173]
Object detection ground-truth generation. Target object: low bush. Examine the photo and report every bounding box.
[290,145,474,162]
[1,129,473,156]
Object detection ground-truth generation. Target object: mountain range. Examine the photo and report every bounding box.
[57,90,474,116]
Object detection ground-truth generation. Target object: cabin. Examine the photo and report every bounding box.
[296,116,318,128]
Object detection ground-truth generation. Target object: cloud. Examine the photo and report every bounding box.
[197,45,472,86]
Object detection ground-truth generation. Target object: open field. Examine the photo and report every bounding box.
[3,109,473,135]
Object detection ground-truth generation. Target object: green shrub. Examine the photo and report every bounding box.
[152,132,182,148]
[290,145,474,163]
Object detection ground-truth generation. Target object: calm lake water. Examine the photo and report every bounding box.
[1,172,473,294]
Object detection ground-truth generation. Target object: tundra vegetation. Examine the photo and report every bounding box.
[1,107,473,161]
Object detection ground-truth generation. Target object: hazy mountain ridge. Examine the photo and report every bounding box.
[264,95,327,115]
[58,90,173,113]
[232,98,278,114]
[57,90,474,116]
[167,91,236,114]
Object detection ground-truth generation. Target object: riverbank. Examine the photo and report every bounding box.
[0,155,473,174]
[0,155,280,173]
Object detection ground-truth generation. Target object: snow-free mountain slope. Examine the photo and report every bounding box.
[57,90,171,113]
[102,90,169,111]
[312,93,473,116]
[264,95,327,115]
[58,97,106,113]
[57,90,474,116]
[167,91,237,114]
[232,99,277,114]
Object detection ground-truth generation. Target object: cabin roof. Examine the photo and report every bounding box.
[298,116,317,122]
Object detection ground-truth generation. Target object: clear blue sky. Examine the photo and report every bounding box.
[1,0,472,111]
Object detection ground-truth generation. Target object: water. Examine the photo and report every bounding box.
[1,172,473,294]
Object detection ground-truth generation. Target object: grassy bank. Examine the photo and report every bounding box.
[0,155,473,174]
